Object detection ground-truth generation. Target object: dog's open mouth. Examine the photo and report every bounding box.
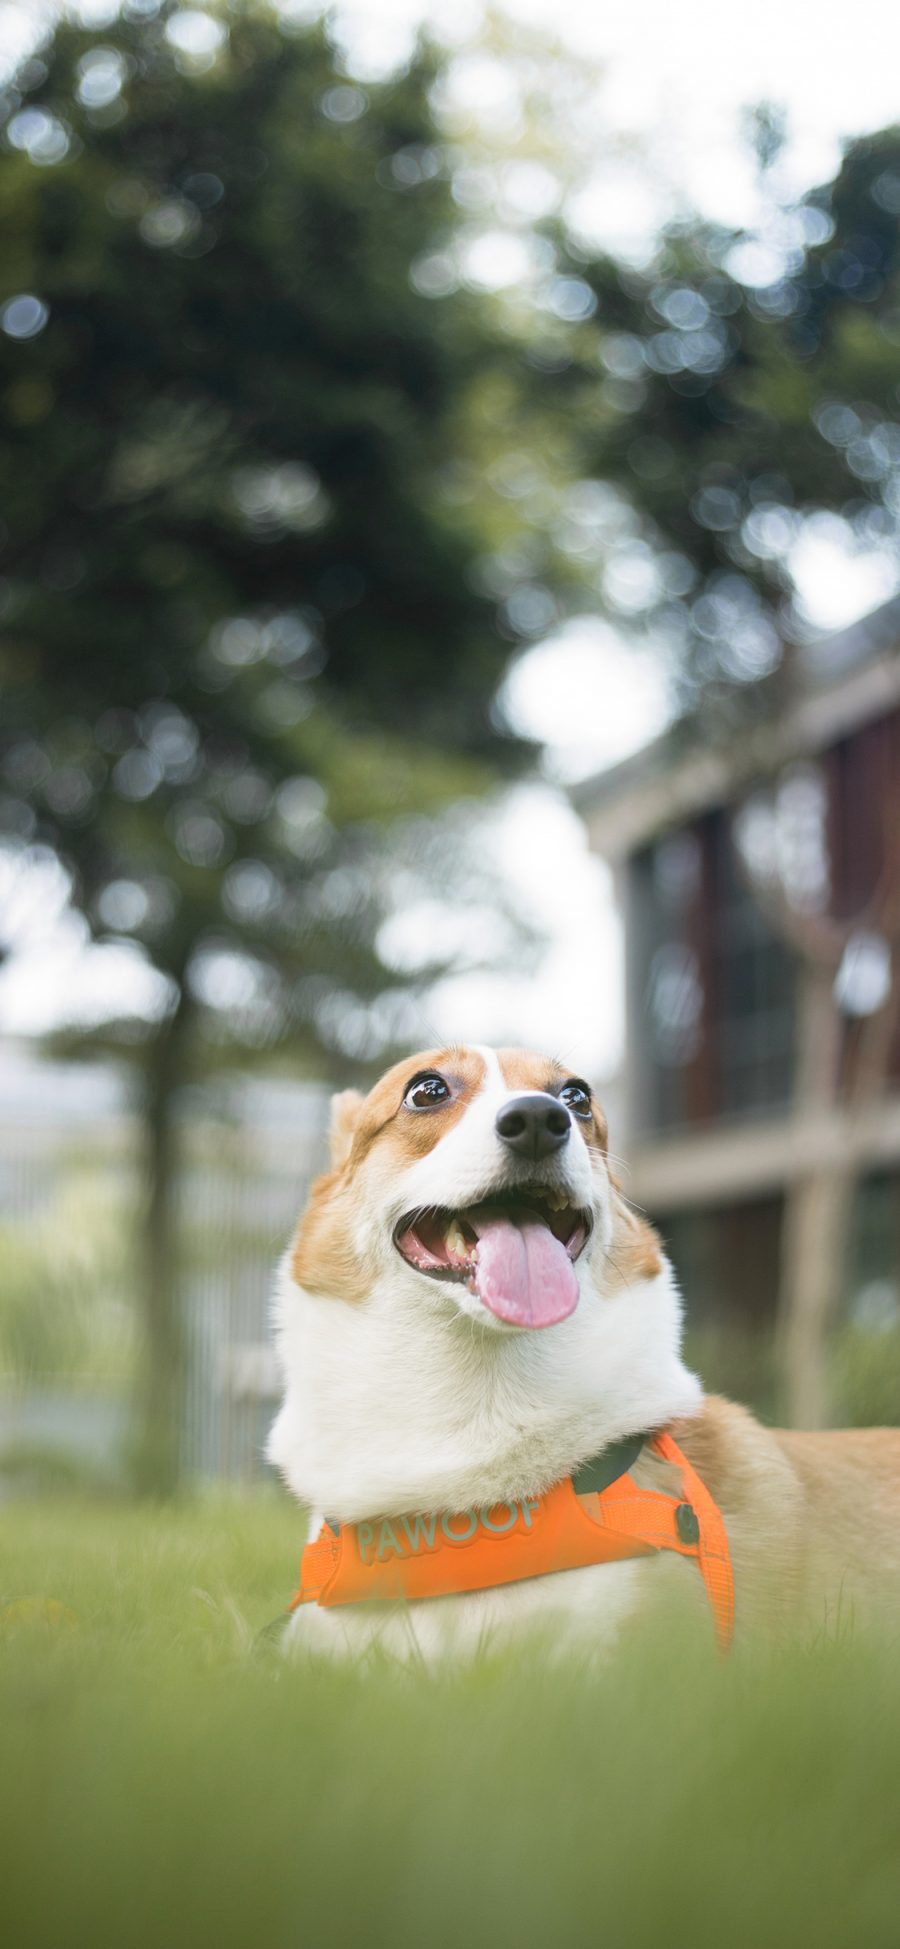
[394,1190,591,1329]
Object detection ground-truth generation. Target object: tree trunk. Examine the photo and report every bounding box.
[778,1161,857,1429]
[777,958,843,1427]
[131,988,191,1498]
[777,957,900,1428]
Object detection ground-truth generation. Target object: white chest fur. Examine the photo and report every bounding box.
[267,1249,702,1664]
[282,1555,651,1665]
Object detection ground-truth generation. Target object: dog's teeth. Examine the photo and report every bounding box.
[445,1221,469,1259]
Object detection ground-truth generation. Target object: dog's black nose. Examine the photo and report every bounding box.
[495,1093,571,1161]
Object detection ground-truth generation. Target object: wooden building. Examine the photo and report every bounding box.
[575,599,900,1351]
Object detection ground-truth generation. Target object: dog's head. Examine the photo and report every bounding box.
[291,1045,660,1331]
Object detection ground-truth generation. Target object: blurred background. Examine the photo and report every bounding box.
[1,0,899,1496]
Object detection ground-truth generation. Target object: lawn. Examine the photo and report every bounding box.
[2,1492,899,1949]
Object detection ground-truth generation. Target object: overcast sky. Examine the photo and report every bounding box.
[0,0,897,1075]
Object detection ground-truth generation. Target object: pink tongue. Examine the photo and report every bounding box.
[469,1208,579,1329]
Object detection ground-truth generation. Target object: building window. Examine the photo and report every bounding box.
[631,809,796,1133]
[713,813,795,1118]
[630,827,713,1133]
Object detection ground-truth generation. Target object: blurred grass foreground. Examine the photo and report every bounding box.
[3,1492,900,1949]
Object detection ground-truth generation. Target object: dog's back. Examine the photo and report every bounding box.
[673,1396,900,1631]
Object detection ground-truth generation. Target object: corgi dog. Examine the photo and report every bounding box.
[268,1045,900,1661]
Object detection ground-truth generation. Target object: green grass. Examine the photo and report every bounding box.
[3,1493,900,1949]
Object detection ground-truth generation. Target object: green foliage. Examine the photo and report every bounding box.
[831,1324,900,1428]
[684,1323,780,1424]
[0,3,538,1065]
[684,1322,900,1430]
[3,1494,900,1949]
[556,124,900,724]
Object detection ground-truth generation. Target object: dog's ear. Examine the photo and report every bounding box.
[328,1089,364,1169]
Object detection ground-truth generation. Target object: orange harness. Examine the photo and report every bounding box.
[289,1431,735,1650]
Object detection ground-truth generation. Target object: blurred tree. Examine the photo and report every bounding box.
[0,3,542,1491]
[560,123,900,721]
[560,124,900,1425]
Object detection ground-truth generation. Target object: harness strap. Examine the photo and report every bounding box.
[651,1431,735,1651]
[288,1430,734,1651]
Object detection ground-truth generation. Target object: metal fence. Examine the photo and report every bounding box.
[0,1051,330,1485]
[180,1109,330,1483]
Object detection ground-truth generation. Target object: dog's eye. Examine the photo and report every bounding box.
[403,1072,451,1111]
[559,1079,592,1120]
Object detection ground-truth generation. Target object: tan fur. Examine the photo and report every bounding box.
[292,1047,489,1298]
[328,1090,364,1169]
[669,1396,900,1633]
[349,1046,488,1163]
[603,1187,664,1290]
[291,1168,374,1304]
